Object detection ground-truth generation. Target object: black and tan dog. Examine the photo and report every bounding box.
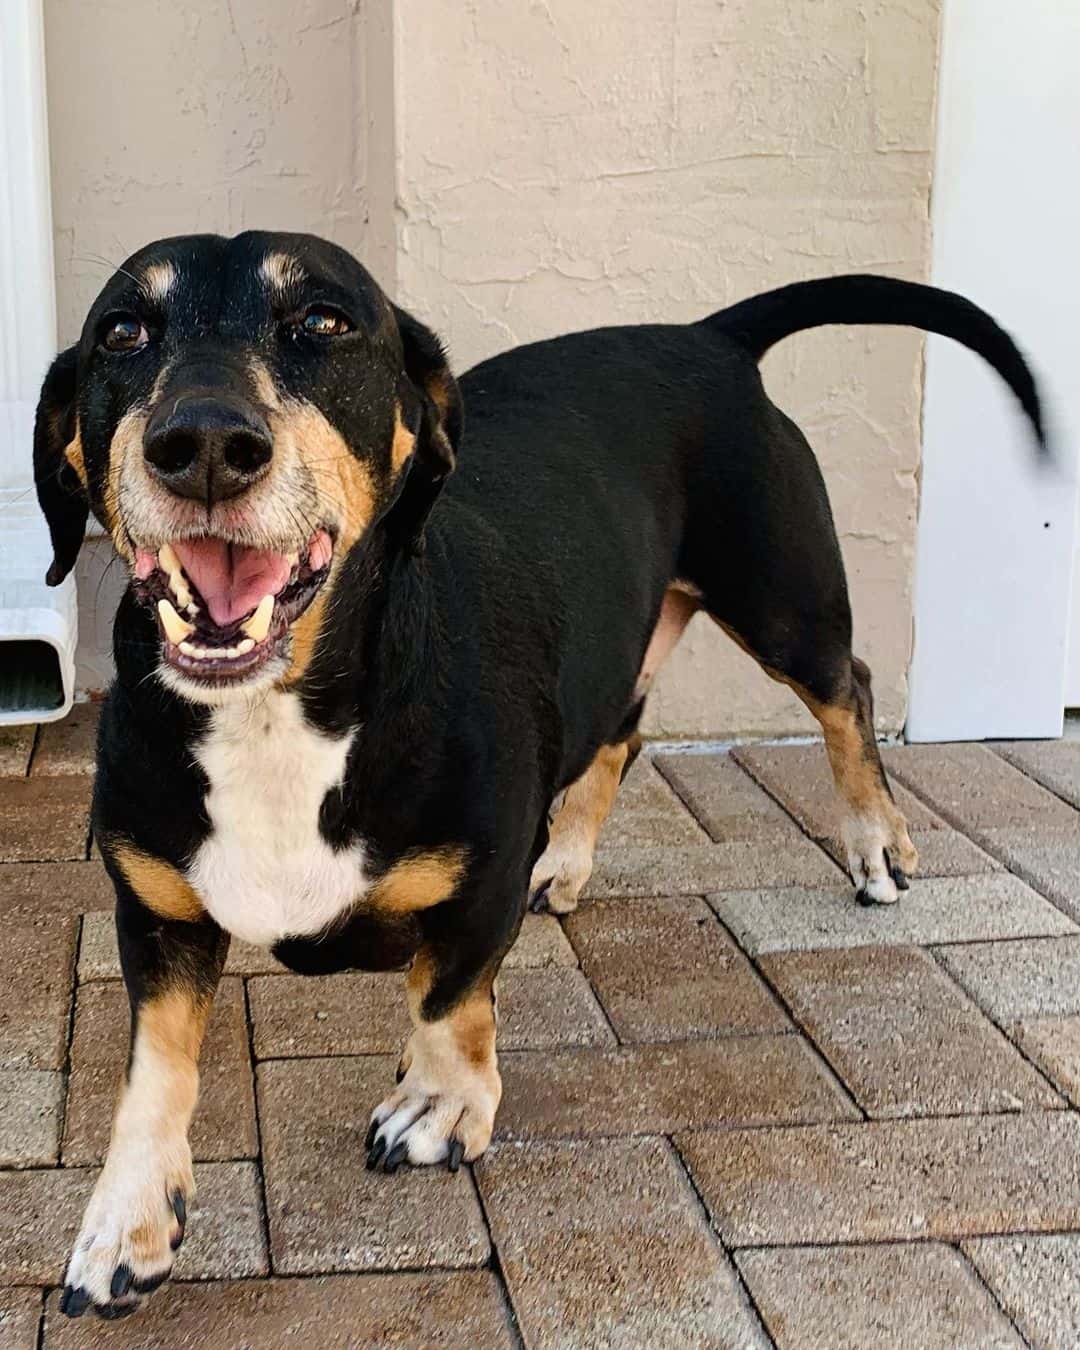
[34,232,1043,1317]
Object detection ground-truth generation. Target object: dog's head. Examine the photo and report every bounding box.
[35,232,461,701]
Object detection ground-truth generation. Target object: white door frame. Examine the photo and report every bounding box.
[906,0,1079,741]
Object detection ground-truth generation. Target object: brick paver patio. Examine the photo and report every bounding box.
[2,705,1079,1347]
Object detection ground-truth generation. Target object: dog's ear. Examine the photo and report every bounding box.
[34,346,89,586]
[392,304,463,482]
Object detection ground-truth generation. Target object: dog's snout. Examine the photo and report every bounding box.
[144,393,273,503]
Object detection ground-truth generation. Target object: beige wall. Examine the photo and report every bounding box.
[46,0,941,738]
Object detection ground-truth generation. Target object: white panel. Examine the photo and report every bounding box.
[907,0,1080,741]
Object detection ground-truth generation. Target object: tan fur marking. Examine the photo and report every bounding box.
[140,261,176,304]
[112,841,205,923]
[530,741,629,914]
[282,589,328,686]
[64,426,87,487]
[280,400,376,553]
[391,404,416,474]
[259,251,305,295]
[106,405,149,561]
[370,847,466,915]
[406,952,497,1073]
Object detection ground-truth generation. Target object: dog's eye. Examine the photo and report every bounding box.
[299,306,353,338]
[102,316,150,353]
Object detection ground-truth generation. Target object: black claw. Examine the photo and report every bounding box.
[60,1286,90,1319]
[365,1118,379,1151]
[133,1269,171,1295]
[169,1190,187,1249]
[366,1133,387,1171]
[395,1061,407,1084]
[383,1140,408,1173]
[447,1139,465,1173]
[855,886,875,908]
[110,1263,134,1299]
[892,866,910,891]
[529,881,552,914]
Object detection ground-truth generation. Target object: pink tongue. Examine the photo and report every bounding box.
[171,539,292,628]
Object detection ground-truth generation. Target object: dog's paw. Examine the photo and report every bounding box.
[843,812,918,907]
[365,1062,501,1173]
[59,1147,192,1319]
[528,844,591,915]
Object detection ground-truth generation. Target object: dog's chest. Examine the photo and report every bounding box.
[188,691,370,947]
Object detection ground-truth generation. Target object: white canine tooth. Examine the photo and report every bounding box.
[158,543,181,575]
[235,638,255,656]
[242,593,275,643]
[158,598,195,645]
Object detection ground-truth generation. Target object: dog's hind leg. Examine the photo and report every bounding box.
[683,402,917,904]
[529,737,636,914]
[529,583,698,914]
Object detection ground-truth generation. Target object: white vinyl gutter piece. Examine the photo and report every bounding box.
[0,0,77,724]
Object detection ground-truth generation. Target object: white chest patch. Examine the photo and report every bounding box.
[189,690,370,947]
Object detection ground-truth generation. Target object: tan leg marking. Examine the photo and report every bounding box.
[369,847,466,915]
[530,740,629,915]
[808,695,918,904]
[110,841,205,923]
[63,987,211,1309]
[368,951,501,1168]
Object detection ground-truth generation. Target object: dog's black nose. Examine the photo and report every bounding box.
[144,393,273,503]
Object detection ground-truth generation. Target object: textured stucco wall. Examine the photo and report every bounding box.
[391,0,942,737]
[44,0,941,736]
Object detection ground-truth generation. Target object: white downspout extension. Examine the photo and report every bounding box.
[0,0,77,723]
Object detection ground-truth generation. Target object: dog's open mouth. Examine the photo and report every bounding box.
[132,529,334,682]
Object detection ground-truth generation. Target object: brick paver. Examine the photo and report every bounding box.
[257,1057,490,1274]
[29,707,99,778]
[0,920,78,1071]
[0,863,112,921]
[736,1243,1023,1349]
[565,895,788,1040]
[935,935,1080,1023]
[0,728,34,779]
[478,1137,769,1349]
[993,739,1080,810]
[712,873,1075,955]
[761,944,1062,1117]
[883,742,1078,837]
[495,1037,858,1139]
[1,733,1078,1344]
[677,1112,1080,1246]
[0,1071,64,1168]
[0,1287,41,1350]
[43,1274,516,1349]
[1012,1017,1080,1106]
[963,1234,1080,1350]
[0,780,91,863]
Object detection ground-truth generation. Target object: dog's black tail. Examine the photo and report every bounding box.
[703,274,1045,449]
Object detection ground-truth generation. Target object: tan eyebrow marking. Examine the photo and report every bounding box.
[139,261,177,304]
[260,252,306,295]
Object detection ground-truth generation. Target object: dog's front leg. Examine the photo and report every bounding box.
[365,929,504,1174]
[61,877,228,1319]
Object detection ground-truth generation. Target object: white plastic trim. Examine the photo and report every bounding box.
[0,0,77,723]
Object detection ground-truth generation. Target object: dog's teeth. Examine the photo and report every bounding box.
[235,638,255,656]
[158,598,195,644]
[286,551,299,568]
[158,543,181,575]
[185,601,200,617]
[178,641,200,658]
[241,594,275,643]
